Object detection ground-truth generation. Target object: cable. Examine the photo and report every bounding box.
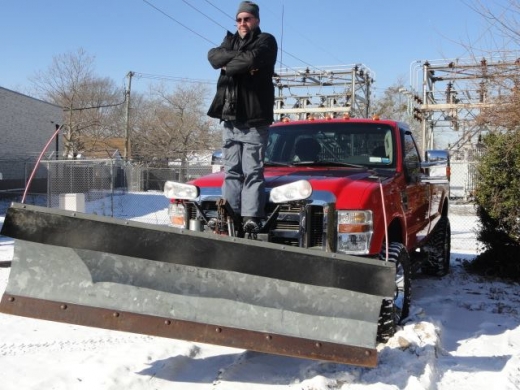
[264,9,346,67]
[134,72,216,85]
[379,178,389,263]
[279,50,319,71]
[200,0,301,71]
[142,0,217,46]
[22,125,64,203]
[259,2,344,72]
[144,0,327,74]
[63,95,127,111]
[204,0,235,22]
[181,0,228,31]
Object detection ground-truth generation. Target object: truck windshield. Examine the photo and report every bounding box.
[265,122,396,168]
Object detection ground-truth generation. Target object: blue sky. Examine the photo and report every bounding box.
[0,0,514,98]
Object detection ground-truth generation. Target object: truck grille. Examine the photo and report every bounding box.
[272,204,300,230]
[308,206,325,247]
[191,201,325,250]
[269,203,324,249]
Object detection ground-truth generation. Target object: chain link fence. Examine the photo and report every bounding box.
[0,158,48,215]
[0,158,47,195]
[45,160,212,224]
[1,157,478,228]
[449,159,478,201]
[0,159,212,224]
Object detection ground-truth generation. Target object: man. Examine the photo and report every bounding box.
[207,1,278,233]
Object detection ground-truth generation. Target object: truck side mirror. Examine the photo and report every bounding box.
[421,150,450,181]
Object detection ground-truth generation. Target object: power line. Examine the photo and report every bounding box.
[134,72,216,85]
[203,0,235,22]
[142,0,330,74]
[62,93,127,111]
[279,50,319,71]
[202,0,319,72]
[259,2,342,72]
[181,0,229,31]
[141,0,218,46]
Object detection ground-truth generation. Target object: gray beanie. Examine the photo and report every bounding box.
[236,1,259,19]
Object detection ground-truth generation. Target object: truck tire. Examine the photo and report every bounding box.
[377,242,411,342]
[421,217,451,277]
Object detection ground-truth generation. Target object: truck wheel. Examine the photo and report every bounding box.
[421,217,451,277]
[377,242,411,342]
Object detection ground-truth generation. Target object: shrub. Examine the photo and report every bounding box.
[467,130,520,278]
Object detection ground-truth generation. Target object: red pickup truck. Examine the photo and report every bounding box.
[164,116,451,341]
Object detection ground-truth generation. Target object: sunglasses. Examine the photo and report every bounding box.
[236,16,254,23]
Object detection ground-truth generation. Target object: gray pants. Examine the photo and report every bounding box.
[221,122,269,218]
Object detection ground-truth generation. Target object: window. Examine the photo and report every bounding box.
[403,132,420,181]
[265,122,396,168]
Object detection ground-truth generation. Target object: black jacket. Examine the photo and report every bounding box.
[207,28,277,127]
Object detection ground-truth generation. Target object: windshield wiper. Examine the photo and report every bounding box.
[292,160,366,169]
[264,161,292,167]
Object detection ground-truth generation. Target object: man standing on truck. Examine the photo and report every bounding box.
[207,1,278,233]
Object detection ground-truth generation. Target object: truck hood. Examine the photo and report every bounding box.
[192,167,389,201]
[264,167,379,198]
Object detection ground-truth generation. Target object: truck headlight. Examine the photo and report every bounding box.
[269,180,312,203]
[164,181,199,200]
[336,210,373,255]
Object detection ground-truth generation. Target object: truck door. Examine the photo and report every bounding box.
[402,131,430,248]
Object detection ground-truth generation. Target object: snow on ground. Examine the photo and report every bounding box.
[1,199,520,390]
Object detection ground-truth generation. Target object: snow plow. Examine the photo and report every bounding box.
[0,202,395,367]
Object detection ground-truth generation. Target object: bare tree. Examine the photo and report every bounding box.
[132,83,219,177]
[372,80,422,140]
[466,1,520,49]
[478,75,520,129]
[373,80,409,121]
[31,48,125,158]
[463,3,520,129]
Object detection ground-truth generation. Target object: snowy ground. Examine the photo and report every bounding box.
[1,198,520,390]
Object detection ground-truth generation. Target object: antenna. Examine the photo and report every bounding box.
[279,4,284,75]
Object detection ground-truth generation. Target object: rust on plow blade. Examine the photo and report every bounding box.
[0,203,395,367]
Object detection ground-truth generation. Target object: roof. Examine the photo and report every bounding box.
[0,86,62,108]
[78,137,127,159]
[270,116,401,127]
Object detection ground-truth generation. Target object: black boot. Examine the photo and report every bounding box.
[243,217,261,233]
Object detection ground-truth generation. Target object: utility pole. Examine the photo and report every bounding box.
[124,71,134,160]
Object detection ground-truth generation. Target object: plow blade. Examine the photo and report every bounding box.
[0,203,395,367]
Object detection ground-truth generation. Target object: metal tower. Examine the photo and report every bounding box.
[272,64,375,121]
